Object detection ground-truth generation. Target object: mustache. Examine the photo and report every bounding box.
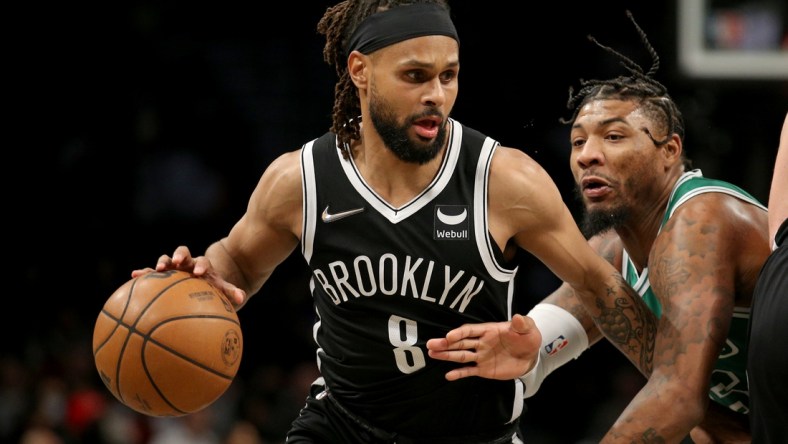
[410,108,445,123]
[580,170,615,183]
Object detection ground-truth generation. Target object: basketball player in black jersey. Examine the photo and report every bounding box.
[747,112,788,444]
[427,12,771,444]
[132,1,642,442]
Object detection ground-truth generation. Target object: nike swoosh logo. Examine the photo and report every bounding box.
[321,206,365,223]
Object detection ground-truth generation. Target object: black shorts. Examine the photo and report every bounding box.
[285,379,524,444]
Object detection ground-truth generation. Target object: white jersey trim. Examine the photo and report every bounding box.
[621,249,651,297]
[474,138,517,283]
[663,169,767,226]
[335,119,463,224]
[301,139,318,262]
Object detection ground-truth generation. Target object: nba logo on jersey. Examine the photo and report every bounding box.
[434,205,469,240]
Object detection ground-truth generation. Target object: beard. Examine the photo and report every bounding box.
[574,185,630,239]
[369,84,446,165]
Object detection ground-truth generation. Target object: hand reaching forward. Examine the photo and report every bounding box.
[426,314,541,381]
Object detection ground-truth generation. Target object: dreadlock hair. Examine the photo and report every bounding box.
[561,11,690,169]
[317,0,451,156]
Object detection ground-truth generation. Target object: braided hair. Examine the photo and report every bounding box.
[317,0,451,155]
[562,11,689,166]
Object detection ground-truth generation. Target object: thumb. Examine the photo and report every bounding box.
[510,313,535,335]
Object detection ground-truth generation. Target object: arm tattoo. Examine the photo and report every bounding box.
[593,272,657,375]
[636,428,667,443]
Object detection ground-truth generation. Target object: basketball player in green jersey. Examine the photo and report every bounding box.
[427,12,770,443]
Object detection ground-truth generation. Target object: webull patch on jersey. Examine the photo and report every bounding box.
[434,205,469,240]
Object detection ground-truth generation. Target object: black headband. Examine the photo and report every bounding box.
[345,3,459,57]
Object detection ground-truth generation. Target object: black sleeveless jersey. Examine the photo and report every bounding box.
[299,119,524,438]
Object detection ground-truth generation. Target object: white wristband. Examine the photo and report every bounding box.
[520,304,589,398]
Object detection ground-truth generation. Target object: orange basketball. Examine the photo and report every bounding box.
[92,270,243,417]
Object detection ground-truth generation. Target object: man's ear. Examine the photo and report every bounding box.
[663,133,683,168]
[348,50,368,89]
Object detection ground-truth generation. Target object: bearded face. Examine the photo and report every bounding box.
[574,183,631,239]
[369,82,446,165]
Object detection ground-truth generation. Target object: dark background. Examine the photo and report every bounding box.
[9,1,787,443]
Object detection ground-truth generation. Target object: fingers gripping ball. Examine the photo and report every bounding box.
[92,270,243,417]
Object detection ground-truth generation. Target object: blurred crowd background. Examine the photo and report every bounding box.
[10,1,787,443]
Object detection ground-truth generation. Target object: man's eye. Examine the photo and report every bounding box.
[440,71,456,82]
[406,71,425,82]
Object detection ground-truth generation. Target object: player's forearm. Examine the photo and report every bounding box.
[541,283,604,345]
[602,381,705,443]
[204,238,270,303]
[206,239,245,280]
[579,269,658,377]
[604,416,696,444]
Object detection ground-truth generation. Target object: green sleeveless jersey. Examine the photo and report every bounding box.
[621,169,766,414]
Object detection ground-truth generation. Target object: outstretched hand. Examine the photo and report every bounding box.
[131,245,246,307]
[426,314,541,381]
